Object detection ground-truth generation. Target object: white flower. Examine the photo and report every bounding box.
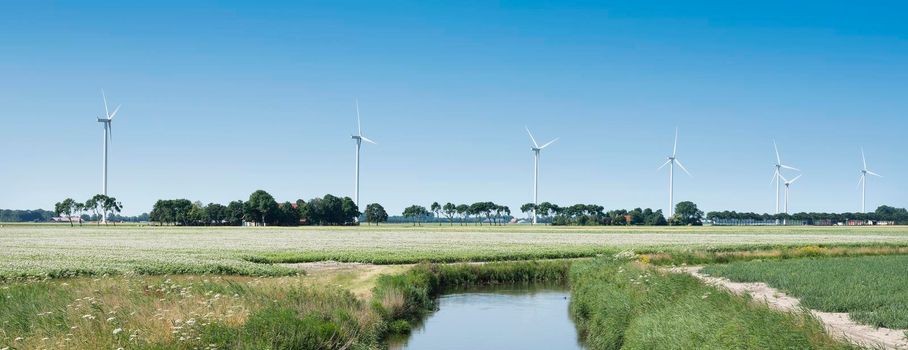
[113,327,123,335]
[106,317,116,322]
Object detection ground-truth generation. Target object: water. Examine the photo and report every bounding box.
[389,285,584,350]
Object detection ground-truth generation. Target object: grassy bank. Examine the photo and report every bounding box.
[0,261,572,349]
[569,258,857,349]
[703,254,908,329]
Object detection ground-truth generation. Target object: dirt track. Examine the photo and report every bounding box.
[671,266,908,350]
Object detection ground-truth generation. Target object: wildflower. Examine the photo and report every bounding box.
[106,317,116,322]
[113,327,123,335]
[14,337,23,341]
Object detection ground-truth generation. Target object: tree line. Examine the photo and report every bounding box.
[383,202,513,226]
[706,205,908,224]
[0,209,55,222]
[52,195,123,226]
[520,201,702,226]
[149,190,361,226]
[379,201,704,226]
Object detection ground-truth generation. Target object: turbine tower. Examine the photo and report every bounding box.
[525,126,558,225]
[858,148,882,213]
[97,90,121,223]
[771,140,799,214]
[351,99,376,220]
[657,128,691,218]
[780,174,802,215]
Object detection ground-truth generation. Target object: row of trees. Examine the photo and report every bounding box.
[520,201,702,226]
[706,205,908,224]
[149,190,361,226]
[0,209,54,222]
[53,195,123,226]
[391,202,513,226]
[386,201,705,226]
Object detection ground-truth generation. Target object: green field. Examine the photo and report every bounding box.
[2,225,907,349]
[570,258,855,349]
[703,254,908,329]
[2,225,908,280]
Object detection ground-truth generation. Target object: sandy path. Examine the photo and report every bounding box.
[669,266,908,350]
[282,261,412,298]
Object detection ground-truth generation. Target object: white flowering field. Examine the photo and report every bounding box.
[1,224,907,280]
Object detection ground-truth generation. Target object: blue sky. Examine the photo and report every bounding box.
[2,1,906,215]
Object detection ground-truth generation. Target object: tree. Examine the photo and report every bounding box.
[520,203,537,222]
[296,199,309,224]
[84,195,106,225]
[73,201,85,226]
[226,200,245,226]
[364,203,389,225]
[442,202,457,225]
[188,201,206,225]
[672,201,703,226]
[54,198,76,227]
[205,203,228,225]
[341,197,360,225]
[246,190,278,226]
[469,202,485,225]
[278,202,301,226]
[537,202,557,224]
[431,202,442,225]
[101,196,123,225]
[455,204,469,226]
[402,205,428,226]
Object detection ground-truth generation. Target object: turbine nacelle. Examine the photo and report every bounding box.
[525,126,557,152]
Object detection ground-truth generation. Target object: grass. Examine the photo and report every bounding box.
[2,225,908,280]
[703,254,908,329]
[0,261,572,349]
[0,257,871,349]
[569,257,858,349]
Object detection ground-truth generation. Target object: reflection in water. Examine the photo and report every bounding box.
[389,285,583,350]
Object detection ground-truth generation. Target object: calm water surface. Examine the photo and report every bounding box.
[389,285,584,350]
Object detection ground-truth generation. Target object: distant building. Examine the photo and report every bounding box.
[52,215,83,223]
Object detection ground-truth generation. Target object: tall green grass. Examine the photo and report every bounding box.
[371,260,572,326]
[703,254,908,329]
[569,258,857,350]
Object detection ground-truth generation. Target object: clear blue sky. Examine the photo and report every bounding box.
[2,1,906,215]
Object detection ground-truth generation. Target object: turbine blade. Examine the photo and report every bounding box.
[107,123,113,145]
[770,169,779,186]
[857,174,865,189]
[108,105,121,120]
[102,89,110,118]
[673,127,679,157]
[360,136,376,144]
[773,139,781,165]
[675,159,692,177]
[525,126,538,148]
[867,170,882,177]
[779,173,788,183]
[539,138,559,149]
[780,164,800,171]
[861,147,867,170]
[657,159,671,171]
[355,99,362,136]
[789,174,802,184]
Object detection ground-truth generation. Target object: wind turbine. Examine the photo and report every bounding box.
[657,128,691,218]
[771,140,799,214]
[351,99,376,221]
[97,90,121,223]
[858,148,882,213]
[780,174,802,215]
[525,126,558,225]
